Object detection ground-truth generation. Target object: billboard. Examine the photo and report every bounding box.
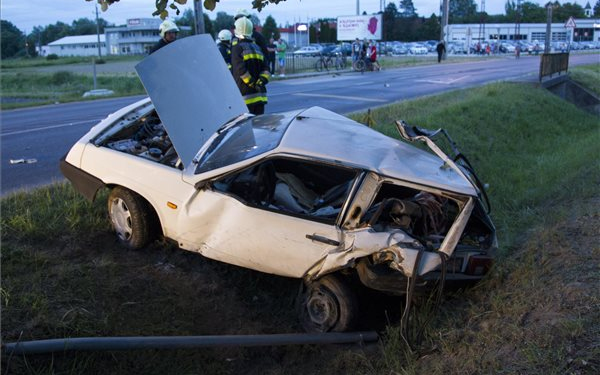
[337,15,382,41]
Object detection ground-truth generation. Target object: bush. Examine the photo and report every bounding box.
[95,58,106,64]
[50,71,75,85]
[46,54,59,60]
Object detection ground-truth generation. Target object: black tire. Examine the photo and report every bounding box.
[297,274,358,332]
[354,59,366,73]
[107,187,158,250]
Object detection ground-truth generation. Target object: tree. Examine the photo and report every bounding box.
[595,0,600,16]
[418,14,440,41]
[87,0,290,19]
[449,0,477,23]
[1,20,25,58]
[262,15,279,40]
[382,2,400,41]
[505,1,545,23]
[399,0,417,18]
[553,2,585,21]
[72,17,109,34]
[213,11,234,32]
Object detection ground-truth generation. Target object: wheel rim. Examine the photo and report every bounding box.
[305,287,339,331]
[110,197,132,241]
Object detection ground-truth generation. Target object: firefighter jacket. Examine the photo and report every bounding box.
[217,41,232,71]
[231,38,270,106]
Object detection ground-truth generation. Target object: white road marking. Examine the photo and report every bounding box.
[1,119,101,137]
[414,76,467,85]
[293,93,386,102]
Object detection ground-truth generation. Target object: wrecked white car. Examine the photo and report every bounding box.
[61,35,496,332]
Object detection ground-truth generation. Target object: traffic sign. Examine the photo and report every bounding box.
[565,17,576,28]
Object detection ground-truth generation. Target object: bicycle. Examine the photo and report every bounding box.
[333,52,347,70]
[315,53,333,72]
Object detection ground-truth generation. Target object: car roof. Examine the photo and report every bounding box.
[276,107,476,195]
[135,34,248,166]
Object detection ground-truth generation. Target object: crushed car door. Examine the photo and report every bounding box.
[175,157,359,278]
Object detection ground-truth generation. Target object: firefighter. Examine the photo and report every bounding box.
[217,29,232,71]
[149,20,179,54]
[231,17,270,115]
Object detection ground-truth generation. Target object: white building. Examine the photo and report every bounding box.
[47,35,106,57]
[105,18,191,55]
[446,18,600,44]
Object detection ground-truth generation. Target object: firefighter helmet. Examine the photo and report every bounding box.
[159,20,179,38]
[217,29,232,42]
[234,17,253,38]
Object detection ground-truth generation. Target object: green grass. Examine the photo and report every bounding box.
[2,81,599,374]
[0,71,144,109]
[0,55,141,69]
[570,63,600,96]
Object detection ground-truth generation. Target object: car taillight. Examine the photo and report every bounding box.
[465,256,493,276]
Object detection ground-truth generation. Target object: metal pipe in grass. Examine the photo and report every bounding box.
[3,332,379,354]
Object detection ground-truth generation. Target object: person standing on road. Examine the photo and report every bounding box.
[149,20,179,54]
[217,29,233,71]
[436,41,446,63]
[369,40,380,71]
[276,38,287,77]
[267,38,276,74]
[231,17,270,115]
[351,38,361,68]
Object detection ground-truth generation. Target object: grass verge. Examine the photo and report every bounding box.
[2,81,599,374]
[0,71,144,110]
[570,63,600,96]
[1,55,141,69]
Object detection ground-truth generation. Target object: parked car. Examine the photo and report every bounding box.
[407,43,428,55]
[293,45,322,56]
[61,35,497,333]
[499,42,516,53]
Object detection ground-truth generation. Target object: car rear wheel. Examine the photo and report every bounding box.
[108,187,157,250]
[297,274,358,332]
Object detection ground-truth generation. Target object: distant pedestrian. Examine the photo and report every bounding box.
[267,38,276,74]
[231,17,270,115]
[515,43,521,59]
[436,41,446,63]
[351,38,361,67]
[276,38,287,77]
[369,40,380,71]
[149,20,179,54]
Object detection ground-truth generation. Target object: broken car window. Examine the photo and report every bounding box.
[212,158,357,224]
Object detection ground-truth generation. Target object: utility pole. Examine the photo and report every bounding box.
[545,2,553,53]
[194,0,205,34]
[95,3,102,58]
[514,0,521,42]
[440,0,449,42]
[356,0,360,15]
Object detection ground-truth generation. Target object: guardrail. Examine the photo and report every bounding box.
[539,53,569,82]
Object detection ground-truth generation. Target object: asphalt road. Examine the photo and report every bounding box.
[1,54,598,195]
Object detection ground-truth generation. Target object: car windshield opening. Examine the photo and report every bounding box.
[195,114,291,174]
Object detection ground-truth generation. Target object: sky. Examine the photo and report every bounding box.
[3,0,535,33]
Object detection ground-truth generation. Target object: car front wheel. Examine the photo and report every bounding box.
[297,274,358,332]
[108,187,157,250]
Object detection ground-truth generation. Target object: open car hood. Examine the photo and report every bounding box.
[135,34,247,166]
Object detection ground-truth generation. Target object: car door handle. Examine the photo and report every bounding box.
[305,234,340,246]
